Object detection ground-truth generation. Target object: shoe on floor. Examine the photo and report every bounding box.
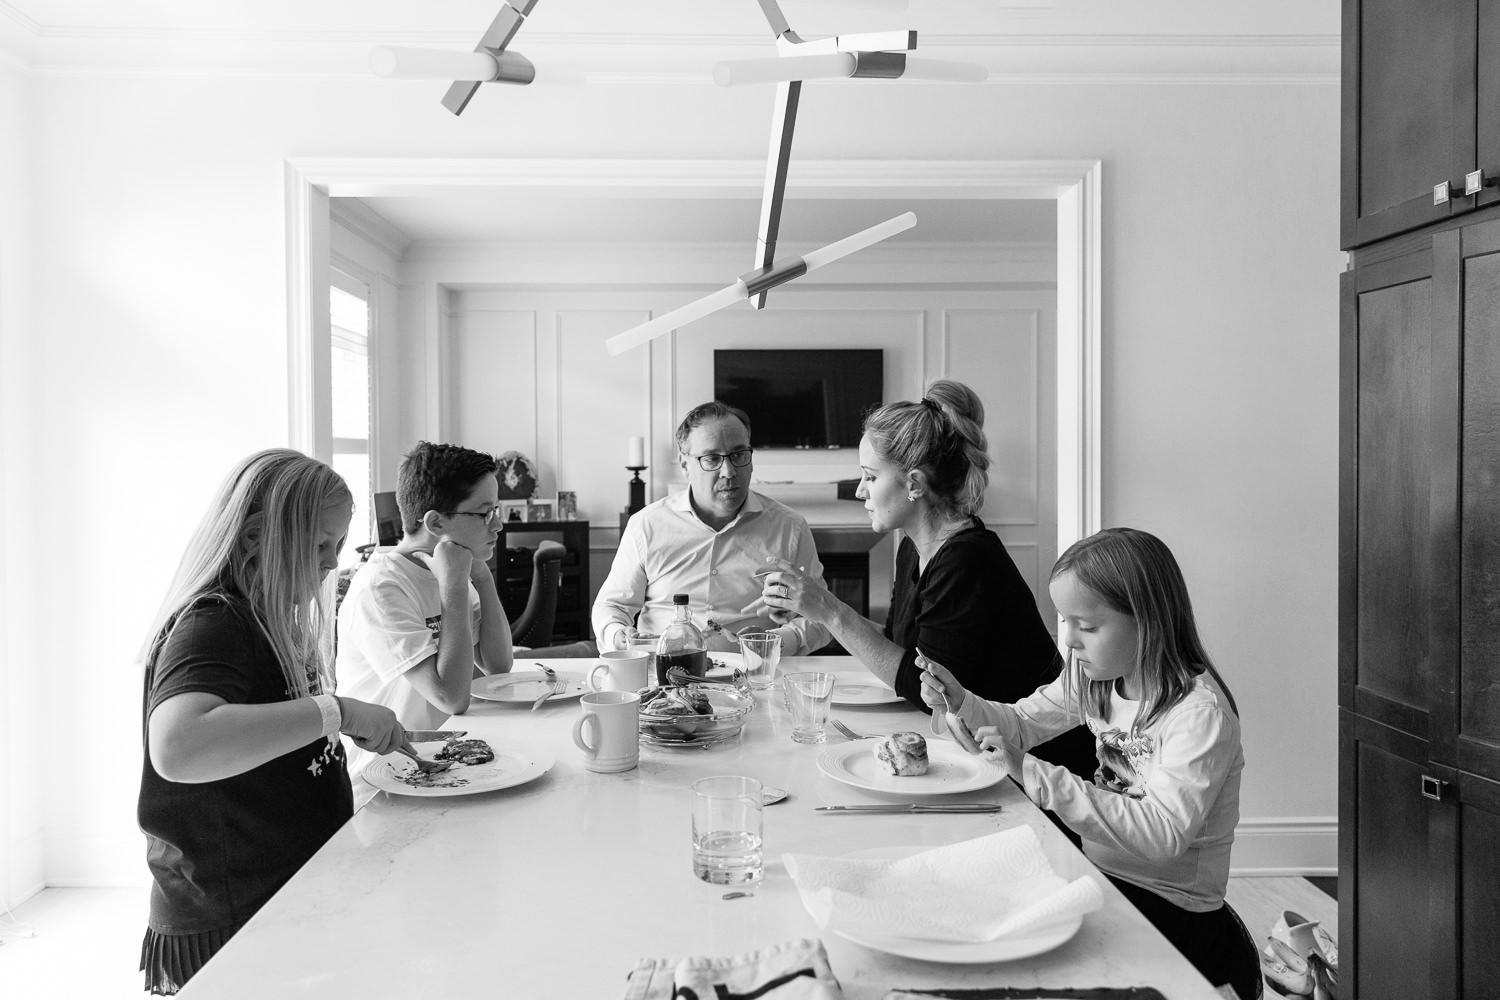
[1271,909,1339,970]
[1260,938,1314,996]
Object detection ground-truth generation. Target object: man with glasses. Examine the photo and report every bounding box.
[336,441,514,799]
[594,402,829,655]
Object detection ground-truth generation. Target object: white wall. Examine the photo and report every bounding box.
[3,63,1341,892]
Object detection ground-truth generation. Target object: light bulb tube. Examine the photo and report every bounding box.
[605,282,748,356]
[801,212,917,271]
[370,46,500,81]
[713,52,856,87]
[898,56,989,83]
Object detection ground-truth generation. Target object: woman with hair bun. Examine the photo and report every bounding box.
[758,379,1095,780]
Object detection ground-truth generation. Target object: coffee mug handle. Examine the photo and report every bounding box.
[588,663,609,692]
[572,711,599,759]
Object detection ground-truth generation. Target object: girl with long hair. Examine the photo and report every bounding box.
[137,449,405,994]
[920,528,1260,999]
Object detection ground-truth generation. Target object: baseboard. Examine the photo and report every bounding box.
[41,830,150,888]
[1229,817,1338,876]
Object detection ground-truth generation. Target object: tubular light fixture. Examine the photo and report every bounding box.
[730,0,986,309]
[368,0,541,116]
[604,212,916,357]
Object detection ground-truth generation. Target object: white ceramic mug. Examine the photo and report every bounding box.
[588,650,650,694]
[572,691,640,773]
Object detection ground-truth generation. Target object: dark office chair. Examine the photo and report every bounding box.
[507,540,565,649]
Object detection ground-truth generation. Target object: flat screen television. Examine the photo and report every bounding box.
[714,349,883,449]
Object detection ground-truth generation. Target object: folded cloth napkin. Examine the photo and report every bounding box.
[623,937,843,1000]
[784,826,1103,943]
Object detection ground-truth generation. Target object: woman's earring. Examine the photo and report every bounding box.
[907,493,918,502]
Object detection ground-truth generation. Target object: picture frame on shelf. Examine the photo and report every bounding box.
[526,498,555,523]
[499,500,529,525]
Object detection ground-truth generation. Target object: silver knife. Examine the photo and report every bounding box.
[403,730,467,742]
[815,803,1002,814]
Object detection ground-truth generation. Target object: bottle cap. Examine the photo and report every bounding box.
[672,593,689,605]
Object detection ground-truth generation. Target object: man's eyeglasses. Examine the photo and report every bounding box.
[687,449,754,472]
[441,507,503,523]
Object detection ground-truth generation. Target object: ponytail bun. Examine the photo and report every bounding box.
[862,378,991,519]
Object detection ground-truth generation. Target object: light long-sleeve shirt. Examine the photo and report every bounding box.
[592,489,830,655]
[958,671,1243,912]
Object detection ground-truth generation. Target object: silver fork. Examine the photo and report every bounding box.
[396,745,453,773]
[531,671,567,711]
[830,718,878,741]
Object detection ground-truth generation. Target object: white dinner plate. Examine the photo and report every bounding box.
[362,742,555,798]
[829,847,1082,963]
[829,673,901,706]
[705,651,743,679]
[816,740,1007,796]
[471,670,586,703]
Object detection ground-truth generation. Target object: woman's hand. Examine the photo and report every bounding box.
[746,557,837,625]
[336,697,406,755]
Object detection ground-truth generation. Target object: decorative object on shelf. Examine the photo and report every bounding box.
[368,1,540,116]
[499,500,528,523]
[624,436,648,517]
[720,0,986,309]
[604,213,915,356]
[495,450,539,500]
[527,498,555,522]
[557,491,578,521]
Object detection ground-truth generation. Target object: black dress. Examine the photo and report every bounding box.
[137,593,352,994]
[883,520,1097,779]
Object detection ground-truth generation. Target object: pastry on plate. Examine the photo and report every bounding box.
[873,731,929,776]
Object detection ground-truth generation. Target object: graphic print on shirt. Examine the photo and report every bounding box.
[424,614,442,635]
[306,734,345,777]
[1086,718,1155,799]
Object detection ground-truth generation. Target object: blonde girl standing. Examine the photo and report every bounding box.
[137,450,406,994]
[921,528,1260,999]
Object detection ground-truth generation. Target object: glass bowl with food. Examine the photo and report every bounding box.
[637,681,754,748]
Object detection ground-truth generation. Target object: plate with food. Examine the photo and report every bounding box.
[471,670,586,704]
[638,682,754,747]
[828,847,1082,963]
[705,651,744,679]
[829,673,901,706]
[363,739,555,797]
[816,735,1007,796]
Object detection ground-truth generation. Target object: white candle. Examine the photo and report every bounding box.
[628,436,645,468]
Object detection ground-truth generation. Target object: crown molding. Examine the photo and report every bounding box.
[330,197,413,261]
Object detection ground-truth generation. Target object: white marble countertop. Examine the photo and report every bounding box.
[177,657,1220,1000]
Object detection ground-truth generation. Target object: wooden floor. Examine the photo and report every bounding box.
[3,878,1336,999]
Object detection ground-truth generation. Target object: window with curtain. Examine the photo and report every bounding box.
[330,268,372,568]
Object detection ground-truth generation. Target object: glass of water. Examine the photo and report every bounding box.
[737,632,782,690]
[691,775,763,885]
[782,671,836,744]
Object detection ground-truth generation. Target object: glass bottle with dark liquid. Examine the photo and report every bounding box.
[656,593,707,684]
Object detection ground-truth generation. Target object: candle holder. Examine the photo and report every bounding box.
[625,466,646,516]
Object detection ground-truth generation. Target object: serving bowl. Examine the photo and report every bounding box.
[638,683,754,748]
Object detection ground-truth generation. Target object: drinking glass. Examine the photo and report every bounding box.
[782,671,836,744]
[737,632,782,690]
[623,632,659,683]
[691,775,763,885]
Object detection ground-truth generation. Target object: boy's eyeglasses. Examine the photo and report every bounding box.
[442,507,503,523]
[687,449,754,471]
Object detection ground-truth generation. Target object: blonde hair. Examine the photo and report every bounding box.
[1051,527,1238,733]
[861,379,990,519]
[140,449,352,700]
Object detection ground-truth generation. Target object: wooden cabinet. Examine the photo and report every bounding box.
[1340,215,1500,998]
[494,520,591,643]
[1342,0,1500,247]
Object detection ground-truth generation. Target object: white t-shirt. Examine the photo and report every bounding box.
[961,671,1243,912]
[335,550,482,799]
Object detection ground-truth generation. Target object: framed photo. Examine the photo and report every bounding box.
[527,498,555,523]
[498,501,529,525]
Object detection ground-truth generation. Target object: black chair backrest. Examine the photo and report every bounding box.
[509,540,565,648]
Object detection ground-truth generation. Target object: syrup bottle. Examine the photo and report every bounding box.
[655,593,707,685]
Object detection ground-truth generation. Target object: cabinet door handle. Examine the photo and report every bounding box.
[1466,169,1489,196]
[1421,774,1450,801]
[1435,181,1452,205]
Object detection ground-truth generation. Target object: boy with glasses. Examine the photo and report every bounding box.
[336,442,514,797]
[593,401,830,655]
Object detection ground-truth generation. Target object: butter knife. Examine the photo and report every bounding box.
[403,730,467,742]
[815,803,1002,814]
